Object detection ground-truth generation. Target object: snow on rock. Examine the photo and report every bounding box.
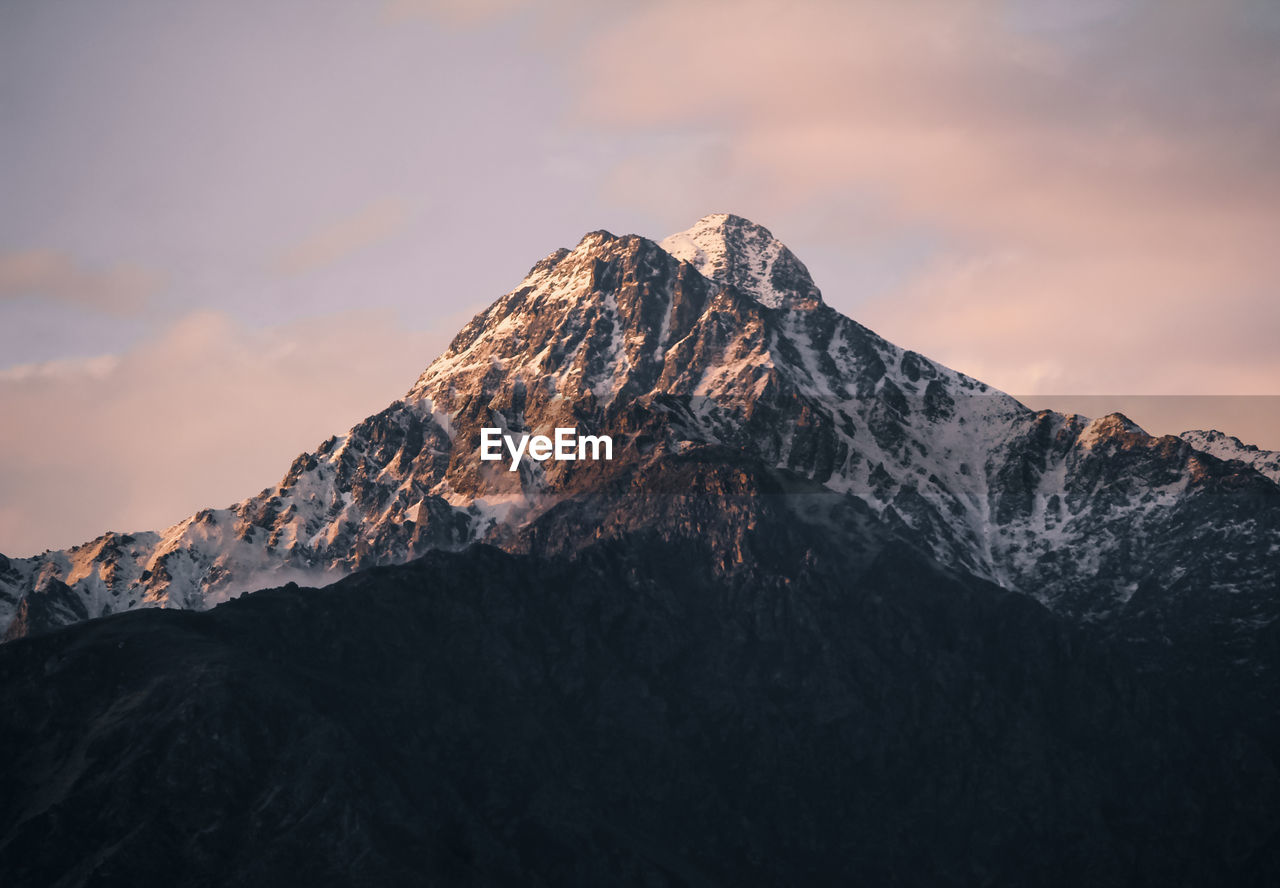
[1181,429,1280,484]
[659,213,823,309]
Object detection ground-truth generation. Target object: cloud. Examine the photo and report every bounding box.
[0,353,121,382]
[0,308,460,557]
[273,198,410,276]
[576,0,1280,396]
[0,250,161,315]
[870,246,1280,396]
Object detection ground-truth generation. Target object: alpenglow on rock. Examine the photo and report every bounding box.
[2,214,1278,701]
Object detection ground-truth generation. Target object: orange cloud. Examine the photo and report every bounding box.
[577,0,1280,398]
[0,309,458,557]
[0,250,161,315]
[273,199,410,276]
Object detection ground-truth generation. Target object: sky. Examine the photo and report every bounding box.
[2,0,1278,556]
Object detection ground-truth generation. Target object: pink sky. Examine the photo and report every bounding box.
[2,0,1277,555]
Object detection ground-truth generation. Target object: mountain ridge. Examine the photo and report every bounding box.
[2,214,1277,663]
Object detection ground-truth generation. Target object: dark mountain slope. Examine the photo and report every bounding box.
[2,469,1276,886]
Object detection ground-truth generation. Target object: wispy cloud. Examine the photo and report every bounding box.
[0,250,161,315]
[272,198,410,276]
[0,353,121,382]
[0,308,458,556]
[577,0,1280,396]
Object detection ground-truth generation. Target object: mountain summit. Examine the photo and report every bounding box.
[658,213,823,308]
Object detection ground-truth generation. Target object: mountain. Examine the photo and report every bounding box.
[2,504,1278,886]
[2,213,1279,884]
[3,216,1277,683]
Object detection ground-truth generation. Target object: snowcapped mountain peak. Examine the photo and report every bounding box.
[659,214,823,309]
[4,214,1279,658]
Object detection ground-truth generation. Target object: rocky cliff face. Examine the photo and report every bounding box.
[2,215,1277,704]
